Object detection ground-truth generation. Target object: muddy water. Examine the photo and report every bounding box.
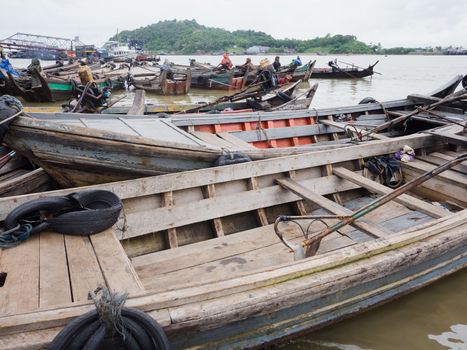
[10,55,467,349]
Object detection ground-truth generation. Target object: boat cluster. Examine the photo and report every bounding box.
[0,50,465,350]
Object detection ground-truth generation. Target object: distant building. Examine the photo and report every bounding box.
[245,46,270,55]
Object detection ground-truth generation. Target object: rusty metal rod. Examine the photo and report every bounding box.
[303,153,467,249]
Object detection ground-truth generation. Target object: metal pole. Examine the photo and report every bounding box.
[303,153,467,250]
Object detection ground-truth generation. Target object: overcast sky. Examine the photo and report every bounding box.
[2,0,466,48]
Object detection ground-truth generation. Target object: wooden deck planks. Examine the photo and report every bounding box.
[137,199,418,292]
[39,233,71,308]
[0,234,40,315]
[64,235,106,302]
[90,228,144,294]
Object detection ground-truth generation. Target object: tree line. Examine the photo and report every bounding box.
[111,20,377,54]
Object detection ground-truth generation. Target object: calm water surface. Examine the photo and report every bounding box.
[11,55,467,349]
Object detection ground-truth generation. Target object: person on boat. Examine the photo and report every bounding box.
[26,58,43,89]
[273,56,281,71]
[0,47,5,59]
[77,59,94,85]
[328,59,339,72]
[160,59,174,80]
[216,52,233,71]
[258,58,278,90]
[0,54,19,77]
[236,58,256,74]
[289,56,302,69]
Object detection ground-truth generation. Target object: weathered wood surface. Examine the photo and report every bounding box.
[0,138,464,349]
[276,178,392,238]
[333,167,449,218]
[127,90,146,115]
[0,133,437,221]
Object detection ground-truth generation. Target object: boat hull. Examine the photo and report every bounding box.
[169,236,467,349]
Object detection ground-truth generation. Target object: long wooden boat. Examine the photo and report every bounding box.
[276,59,315,82]
[2,76,464,187]
[0,133,465,349]
[129,69,191,95]
[312,60,379,79]
[191,68,249,90]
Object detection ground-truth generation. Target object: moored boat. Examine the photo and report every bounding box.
[312,60,379,79]
[0,132,464,349]
[1,75,464,187]
[129,69,191,95]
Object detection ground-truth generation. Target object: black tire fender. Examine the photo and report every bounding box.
[359,97,377,104]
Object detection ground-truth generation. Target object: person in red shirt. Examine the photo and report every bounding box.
[216,52,233,70]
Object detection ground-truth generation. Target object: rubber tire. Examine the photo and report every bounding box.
[49,307,171,350]
[213,152,252,166]
[359,97,377,104]
[4,197,72,231]
[276,91,292,102]
[5,190,122,236]
[46,190,123,235]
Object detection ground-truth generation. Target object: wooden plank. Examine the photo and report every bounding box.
[134,200,409,279]
[119,175,360,239]
[419,154,467,175]
[230,124,342,142]
[0,234,40,315]
[402,168,467,207]
[191,131,234,148]
[401,159,467,187]
[203,184,225,237]
[333,167,449,218]
[0,168,50,197]
[432,132,467,147]
[39,233,71,308]
[90,229,144,294]
[276,178,392,238]
[64,235,106,302]
[163,192,179,248]
[0,134,436,222]
[127,90,146,115]
[217,132,256,149]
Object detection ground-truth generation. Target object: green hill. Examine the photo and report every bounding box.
[110,19,375,54]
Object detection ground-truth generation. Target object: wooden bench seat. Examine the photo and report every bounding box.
[0,228,143,316]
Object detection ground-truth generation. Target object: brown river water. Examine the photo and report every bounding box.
[10,55,467,349]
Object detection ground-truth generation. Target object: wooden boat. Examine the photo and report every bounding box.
[312,60,379,79]
[0,132,464,349]
[0,146,53,197]
[185,80,314,113]
[191,67,249,90]
[275,59,315,82]
[129,69,191,95]
[2,76,464,187]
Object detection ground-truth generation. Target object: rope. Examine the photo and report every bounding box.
[0,224,32,248]
[89,287,129,338]
[255,112,272,147]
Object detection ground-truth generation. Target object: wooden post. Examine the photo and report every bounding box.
[163,191,179,248]
[203,184,225,237]
[247,177,269,226]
